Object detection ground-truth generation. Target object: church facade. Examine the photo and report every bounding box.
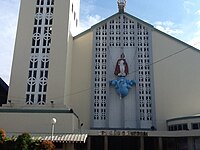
[90,12,156,130]
[2,0,200,149]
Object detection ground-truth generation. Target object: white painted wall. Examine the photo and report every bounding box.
[0,110,78,134]
[8,0,35,104]
[152,30,200,130]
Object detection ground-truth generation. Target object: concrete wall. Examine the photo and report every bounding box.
[0,109,78,134]
[47,0,71,106]
[47,0,80,106]
[8,0,36,103]
[69,31,93,129]
[152,30,200,130]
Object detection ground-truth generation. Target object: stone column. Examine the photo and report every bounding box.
[87,136,91,150]
[66,143,74,150]
[158,137,163,150]
[104,136,108,150]
[188,137,194,150]
[140,136,144,150]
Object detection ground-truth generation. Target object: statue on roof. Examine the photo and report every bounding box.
[117,0,126,13]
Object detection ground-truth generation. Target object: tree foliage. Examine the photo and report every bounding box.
[15,133,32,150]
[39,140,55,150]
[0,128,6,143]
[0,130,56,150]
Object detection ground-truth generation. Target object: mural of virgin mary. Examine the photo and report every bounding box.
[114,53,129,77]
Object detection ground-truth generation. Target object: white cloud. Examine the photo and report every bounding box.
[187,36,200,50]
[196,21,200,28]
[77,15,103,34]
[75,0,103,35]
[194,30,200,36]
[188,22,200,50]
[183,1,195,14]
[155,21,174,27]
[196,10,200,15]
[80,0,96,16]
[154,21,183,36]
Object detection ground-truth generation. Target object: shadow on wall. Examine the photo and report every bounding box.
[0,78,9,106]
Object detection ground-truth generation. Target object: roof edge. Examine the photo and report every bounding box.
[0,108,72,113]
[73,11,199,53]
[167,115,200,122]
[73,28,92,39]
[153,28,200,53]
[74,11,155,39]
[90,12,154,30]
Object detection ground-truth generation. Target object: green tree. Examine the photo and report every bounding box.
[29,140,40,150]
[15,133,32,150]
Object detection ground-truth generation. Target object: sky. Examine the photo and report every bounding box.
[0,0,200,84]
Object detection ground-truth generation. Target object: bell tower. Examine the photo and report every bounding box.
[8,0,80,107]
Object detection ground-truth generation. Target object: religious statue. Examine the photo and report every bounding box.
[110,53,136,99]
[118,0,126,3]
[117,0,126,13]
[114,53,128,77]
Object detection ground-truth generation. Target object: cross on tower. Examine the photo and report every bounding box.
[117,0,126,13]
